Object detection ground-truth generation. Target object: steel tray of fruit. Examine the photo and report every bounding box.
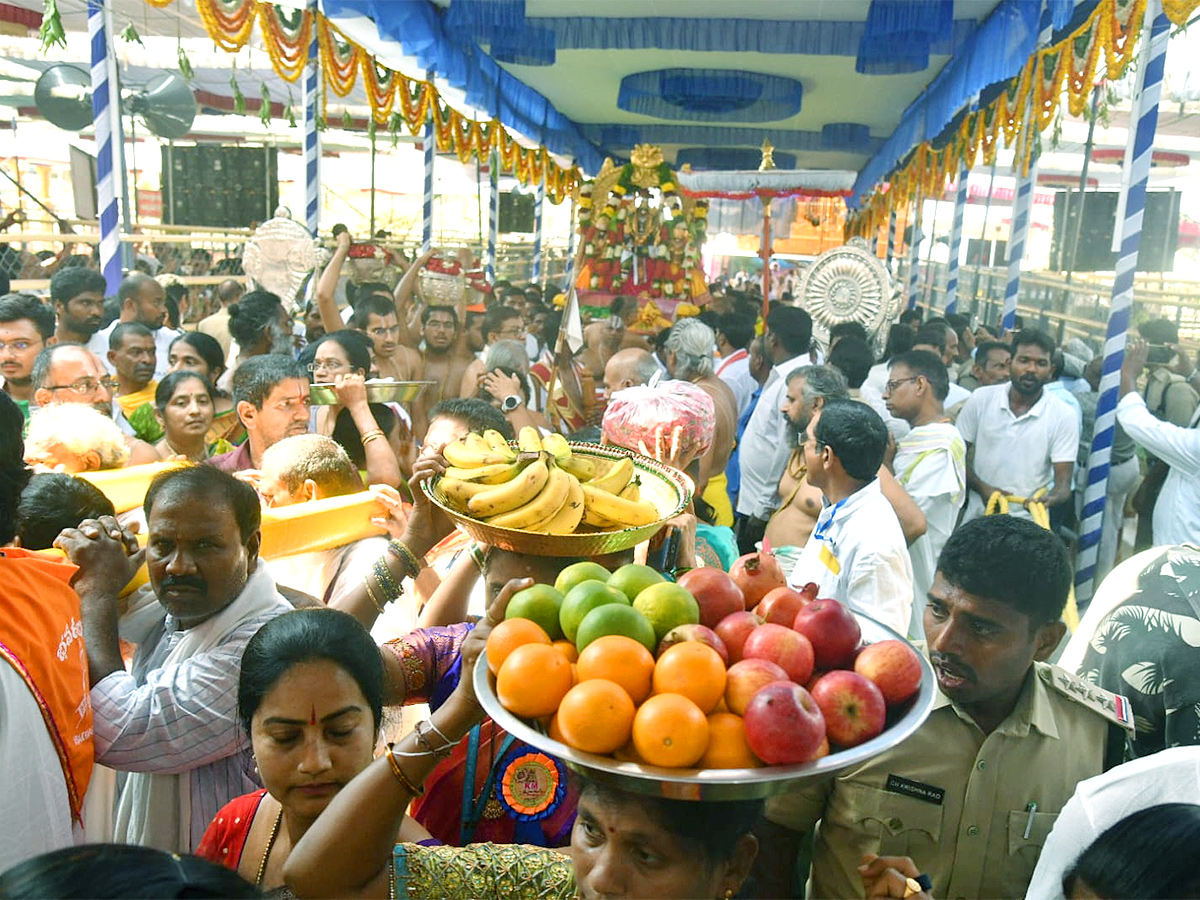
[473,613,936,801]
[310,380,434,405]
[424,443,692,557]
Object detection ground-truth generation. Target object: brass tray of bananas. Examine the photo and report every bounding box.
[423,428,693,556]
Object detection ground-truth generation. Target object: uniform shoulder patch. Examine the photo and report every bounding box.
[1038,664,1135,731]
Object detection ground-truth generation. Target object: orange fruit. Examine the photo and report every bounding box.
[631,693,710,768]
[556,679,636,754]
[552,640,579,663]
[486,618,551,675]
[701,713,760,769]
[496,643,572,718]
[652,642,727,713]
[576,635,655,704]
[548,712,567,744]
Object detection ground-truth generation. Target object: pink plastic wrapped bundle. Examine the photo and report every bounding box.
[602,380,715,469]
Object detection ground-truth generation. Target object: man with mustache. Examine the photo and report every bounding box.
[87,273,180,381]
[757,516,1134,900]
[107,323,161,443]
[56,465,291,852]
[208,355,311,474]
[0,293,53,419]
[31,343,160,465]
[50,266,107,347]
[955,329,1078,523]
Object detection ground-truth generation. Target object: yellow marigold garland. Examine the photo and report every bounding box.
[257,3,311,83]
[197,0,255,52]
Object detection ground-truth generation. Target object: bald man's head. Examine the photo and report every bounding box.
[603,348,659,399]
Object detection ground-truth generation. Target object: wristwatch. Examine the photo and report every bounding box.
[501,394,522,412]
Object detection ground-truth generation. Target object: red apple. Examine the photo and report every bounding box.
[854,640,922,705]
[725,658,790,715]
[755,586,810,627]
[742,623,815,685]
[677,567,745,629]
[810,670,887,748]
[729,551,787,608]
[657,624,730,666]
[743,681,827,765]
[714,611,764,664]
[792,599,862,670]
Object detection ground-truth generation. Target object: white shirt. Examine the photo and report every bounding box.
[87,321,183,381]
[91,595,290,850]
[788,478,915,637]
[0,663,78,872]
[956,383,1079,521]
[944,381,972,411]
[894,422,966,628]
[717,350,756,419]
[1117,392,1200,545]
[737,354,808,520]
[1025,747,1200,899]
[864,360,890,397]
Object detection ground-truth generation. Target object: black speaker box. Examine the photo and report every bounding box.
[1050,189,1180,273]
[161,145,279,228]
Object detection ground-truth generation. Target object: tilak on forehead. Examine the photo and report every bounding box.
[310,704,317,726]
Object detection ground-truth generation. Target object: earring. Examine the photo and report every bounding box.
[723,890,734,900]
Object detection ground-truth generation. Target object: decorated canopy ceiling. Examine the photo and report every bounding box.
[27,0,1200,216]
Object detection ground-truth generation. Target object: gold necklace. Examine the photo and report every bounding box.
[256,806,284,887]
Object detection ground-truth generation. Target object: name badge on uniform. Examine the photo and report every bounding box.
[885,774,945,806]
[819,544,840,575]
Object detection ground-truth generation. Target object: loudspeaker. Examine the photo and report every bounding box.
[1050,190,1180,272]
[499,191,536,233]
[161,145,279,228]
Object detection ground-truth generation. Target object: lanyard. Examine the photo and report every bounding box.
[460,724,516,843]
[812,497,847,548]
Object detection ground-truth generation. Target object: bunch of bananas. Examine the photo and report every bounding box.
[437,428,662,534]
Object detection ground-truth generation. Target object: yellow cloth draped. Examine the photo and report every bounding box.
[701,470,734,527]
[115,382,157,419]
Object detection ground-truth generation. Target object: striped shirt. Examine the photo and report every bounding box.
[91,601,290,850]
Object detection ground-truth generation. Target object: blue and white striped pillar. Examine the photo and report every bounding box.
[1001,3,1053,331]
[885,209,897,268]
[421,106,434,253]
[565,193,577,290]
[302,2,319,236]
[1001,159,1037,331]
[485,145,500,283]
[944,168,969,314]
[88,0,122,293]
[1077,1,1170,602]
[531,177,545,283]
[906,193,922,310]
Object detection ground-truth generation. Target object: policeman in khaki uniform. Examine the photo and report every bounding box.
[756,517,1134,900]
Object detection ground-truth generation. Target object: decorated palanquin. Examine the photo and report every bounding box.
[575,145,709,310]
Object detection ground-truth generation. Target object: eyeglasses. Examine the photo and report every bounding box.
[307,359,351,373]
[45,375,119,394]
[0,338,41,353]
[496,326,526,339]
[884,376,921,393]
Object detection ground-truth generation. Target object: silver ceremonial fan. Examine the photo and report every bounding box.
[242,207,327,309]
[797,237,901,355]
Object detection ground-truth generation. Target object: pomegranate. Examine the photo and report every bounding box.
[729,551,786,608]
[677,567,745,628]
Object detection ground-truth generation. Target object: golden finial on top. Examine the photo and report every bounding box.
[759,138,777,172]
[630,144,665,188]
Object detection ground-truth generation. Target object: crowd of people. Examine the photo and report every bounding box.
[2,242,1200,900]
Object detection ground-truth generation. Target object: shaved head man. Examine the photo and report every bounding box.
[603,348,660,400]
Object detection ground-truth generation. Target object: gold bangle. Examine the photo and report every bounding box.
[364,575,387,614]
[362,428,386,445]
[385,743,424,796]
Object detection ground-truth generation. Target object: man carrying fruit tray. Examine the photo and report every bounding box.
[754,517,1134,900]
